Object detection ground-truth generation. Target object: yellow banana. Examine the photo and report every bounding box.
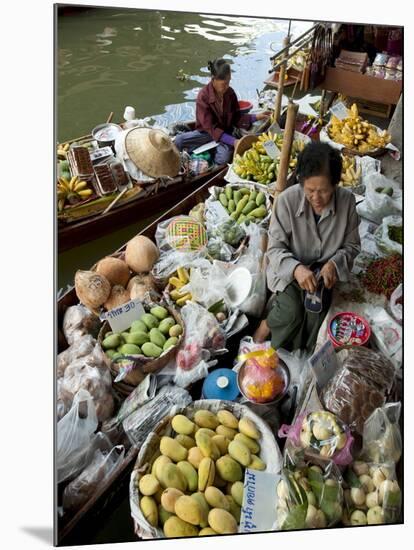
[177,267,189,284]
[69,176,79,191]
[176,293,192,306]
[58,198,66,212]
[77,188,93,198]
[58,177,70,191]
[73,180,88,192]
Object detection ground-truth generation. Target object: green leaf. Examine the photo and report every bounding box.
[281,504,307,531]
[343,468,362,489]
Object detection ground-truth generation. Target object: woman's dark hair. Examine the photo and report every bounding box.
[207,58,231,80]
[296,142,342,186]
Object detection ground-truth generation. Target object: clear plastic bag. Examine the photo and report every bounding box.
[389,283,402,323]
[278,410,354,466]
[62,444,125,513]
[361,403,402,464]
[276,456,344,530]
[320,347,395,434]
[57,389,98,483]
[59,341,114,422]
[342,461,401,525]
[57,334,96,379]
[374,215,402,256]
[357,174,402,224]
[174,302,227,387]
[62,304,101,346]
[181,262,228,310]
[122,385,192,446]
[363,305,402,370]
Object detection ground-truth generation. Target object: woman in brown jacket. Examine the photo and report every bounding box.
[175,58,270,164]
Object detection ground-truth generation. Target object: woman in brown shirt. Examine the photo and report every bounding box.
[175,58,270,165]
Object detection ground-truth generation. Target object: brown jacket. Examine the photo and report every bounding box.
[195,81,246,141]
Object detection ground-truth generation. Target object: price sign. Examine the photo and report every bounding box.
[330,101,349,120]
[239,469,279,533]
[308,340,339,389]
[101,298,145,333]
[263,140,281,160]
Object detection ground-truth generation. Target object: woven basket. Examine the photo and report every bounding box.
[98,303,184,395]
[129,399,283,539]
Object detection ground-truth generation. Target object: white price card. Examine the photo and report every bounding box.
[330,101,349,120]
[263,140,281,160]
[239,469,279,533]
[308,340,339,389]
[101,298,145,333]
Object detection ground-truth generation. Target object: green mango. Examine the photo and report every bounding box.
[124,331,149,346]
[164,336,179,351]
[150,306,169,320]
[141,313,159,330]
[158,317,176,335]
[131,320,148,333]
[150,328,166,348]
[102,334,121,349]
[142,342,163,358]
[119,343,142,355]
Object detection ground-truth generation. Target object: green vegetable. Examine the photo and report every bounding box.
[256,192,265,206]
[228,199,236,213]
[235,195,249,216]
[219,193,228,208]
[225,186,233,201]
[242,200,257,215]
[234,190,242,204]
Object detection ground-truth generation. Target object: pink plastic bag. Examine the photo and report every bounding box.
[278,410,354,466]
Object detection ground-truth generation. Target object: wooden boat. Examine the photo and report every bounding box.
[56,167,228,545]
[57,118,226,252]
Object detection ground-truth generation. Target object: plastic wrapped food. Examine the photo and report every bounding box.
[373,52,389,67]
[320,347,395,434]
[342,461,401,525]
[276,457,344,530]
[62,445,125,513]
[279,410,354,466]
[374,215,402,256]
[62,304,101,345]
[58,341,114,423]
[57,334,96,379]
[361,403,402,464]
[389,284,402,324]
[237,341,289,404]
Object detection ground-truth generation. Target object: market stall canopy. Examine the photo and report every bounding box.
[121,127,181,178]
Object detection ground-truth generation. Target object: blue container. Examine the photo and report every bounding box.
[202,368,240,401]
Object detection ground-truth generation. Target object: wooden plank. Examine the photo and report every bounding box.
[319,67,402,105]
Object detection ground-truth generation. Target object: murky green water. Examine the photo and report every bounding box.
[57,6,312,288]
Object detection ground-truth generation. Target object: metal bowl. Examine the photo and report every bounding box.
[237,355,290,405]
[92,123,122,149]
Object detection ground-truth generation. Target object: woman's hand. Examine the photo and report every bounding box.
[294,264,317,293]
[320,261,338,289]
[256,110,272,121]
[253,319,270,343]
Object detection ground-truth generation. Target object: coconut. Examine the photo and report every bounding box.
[125,235,159,273]
[96,257,130,287]
[75,270,111,313]
[127,273,156,301]
[104,285,131,311]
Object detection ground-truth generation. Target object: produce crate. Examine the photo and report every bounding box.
[349,98,393,120]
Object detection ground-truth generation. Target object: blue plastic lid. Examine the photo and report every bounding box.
[202,368,240,401]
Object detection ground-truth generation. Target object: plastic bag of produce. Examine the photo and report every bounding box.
[62,304,101,346]
[361,403,402,464]
[278,410,354,466]
[59,342,114,422]
[122,384,192,446]
[57,334,96,379]
[276,455,344,530]
[374,215,402,256]
[57,389,98,483]
[62,444,125,513]
[174,301,227,388]
[342,460,401,525]
[389,283,402,324]
[320,347,395,434]
[357,174,402,224]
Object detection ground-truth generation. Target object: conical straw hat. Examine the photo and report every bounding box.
[124,127,180,178]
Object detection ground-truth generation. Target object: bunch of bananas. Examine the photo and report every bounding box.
[328,103,391,153]
[233,131,305,184]
[57,176,94,212]
[339,155,362,188]
[57,142,70,159]
[168,267,192,306]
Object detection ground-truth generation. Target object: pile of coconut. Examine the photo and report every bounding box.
[75,235,160,315]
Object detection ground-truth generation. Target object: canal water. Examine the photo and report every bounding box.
[57,6,312,289]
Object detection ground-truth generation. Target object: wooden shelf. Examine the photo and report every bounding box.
[318,67,402,105]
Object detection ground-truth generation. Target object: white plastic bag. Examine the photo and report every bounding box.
[374,215,402,256]
[389,284,402,324]
[363,306,402,370]
[57,389,98,483]
[357,174,402,224]
[62,444,125,512]
[361,402,402,464]
[62,305,101,346]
